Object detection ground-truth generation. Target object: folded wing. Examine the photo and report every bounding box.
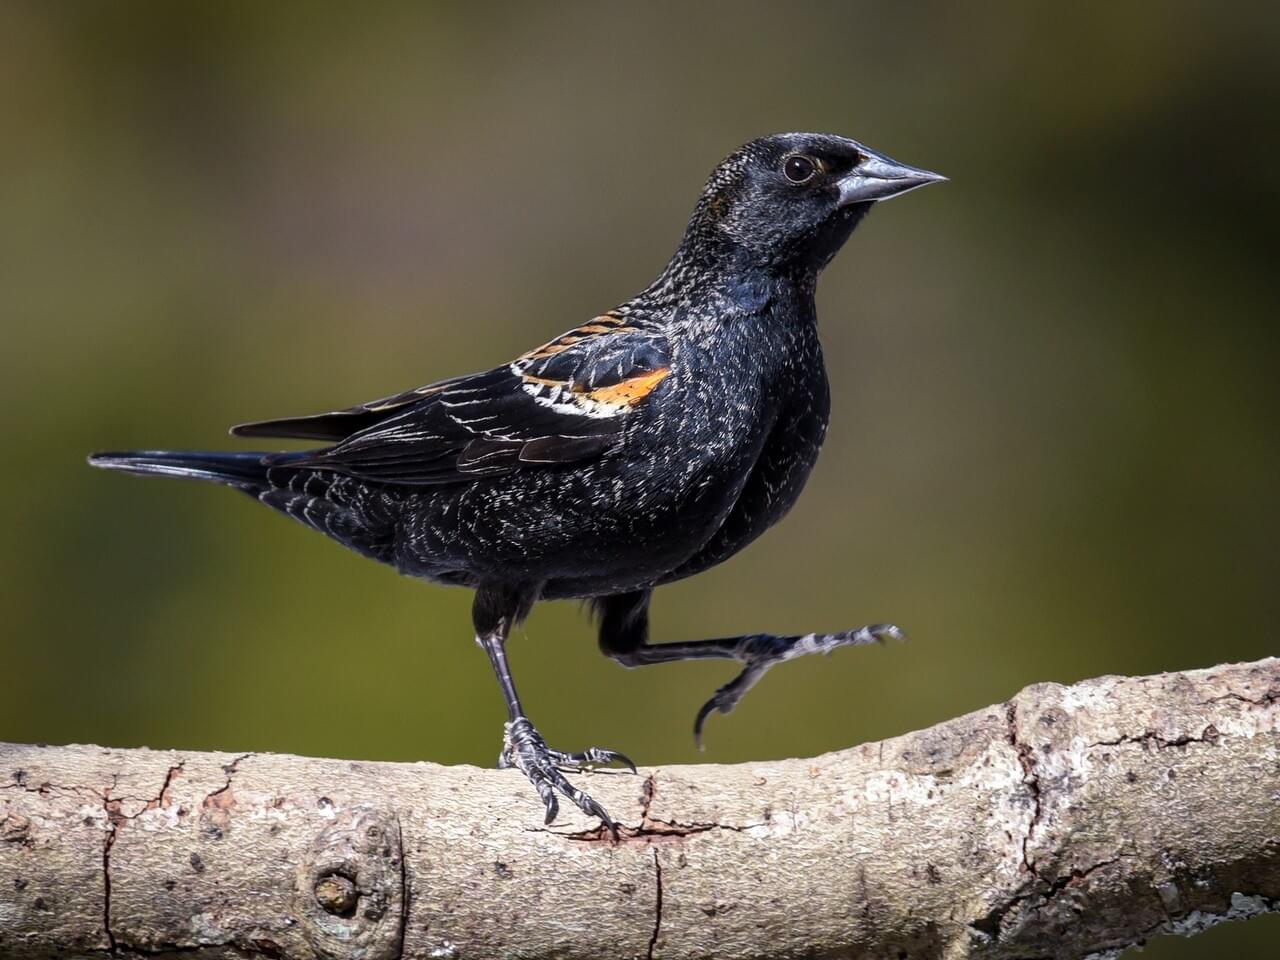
[236,316,672,485]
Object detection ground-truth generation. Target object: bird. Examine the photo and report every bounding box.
[90,132,944,832]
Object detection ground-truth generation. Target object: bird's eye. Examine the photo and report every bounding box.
[783,155,817,184]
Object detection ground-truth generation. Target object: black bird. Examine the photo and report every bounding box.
[90,133,944,830]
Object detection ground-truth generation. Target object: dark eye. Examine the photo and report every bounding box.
[783,155,816,184]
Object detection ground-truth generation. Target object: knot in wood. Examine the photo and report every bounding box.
[314,871,359,916]
[292,804,405,960]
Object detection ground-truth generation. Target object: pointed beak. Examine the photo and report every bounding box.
[836,147,946,206]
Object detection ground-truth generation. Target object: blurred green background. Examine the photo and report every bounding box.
[2,2,1277,955]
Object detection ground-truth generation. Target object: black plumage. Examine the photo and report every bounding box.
[90,133,944,830]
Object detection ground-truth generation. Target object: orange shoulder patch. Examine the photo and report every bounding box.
[584,367,672,407]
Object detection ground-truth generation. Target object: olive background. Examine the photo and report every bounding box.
[2,3,1278,955]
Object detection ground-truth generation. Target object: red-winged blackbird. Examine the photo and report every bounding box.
[91,133,943,830]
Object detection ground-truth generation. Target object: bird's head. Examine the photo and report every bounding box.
[679,132,944,277]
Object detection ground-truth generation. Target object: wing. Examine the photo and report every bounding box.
[231,376,472,442]
[239,315,672,485]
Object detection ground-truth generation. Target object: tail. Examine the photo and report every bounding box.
[87,450,292,489]
[90,449,396,564]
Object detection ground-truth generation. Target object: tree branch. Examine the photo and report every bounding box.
[2,658,1277,959]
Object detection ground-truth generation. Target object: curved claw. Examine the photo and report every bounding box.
[582,796,620,838]
[693,672,754,749]
[542,762,620,835]
[567,747,638,773]
[693,697,718,751]
[693,663,762,750]
[595,749,638,774]
[542,792,559,826]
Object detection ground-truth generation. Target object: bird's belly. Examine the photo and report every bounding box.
[391,446,756,597]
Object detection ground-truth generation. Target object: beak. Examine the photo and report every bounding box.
[837,147,946,206]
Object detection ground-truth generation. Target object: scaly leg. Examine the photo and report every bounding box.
[473,586,635,831]
[594,590,903,747]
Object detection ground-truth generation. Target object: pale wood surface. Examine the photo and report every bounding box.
[2,658,1277,959]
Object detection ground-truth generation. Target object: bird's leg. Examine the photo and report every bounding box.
[473,587,635,832]
[595,590,903,747]
[682,626,904,746]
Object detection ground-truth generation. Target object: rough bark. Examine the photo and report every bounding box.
[1,658,1277,960]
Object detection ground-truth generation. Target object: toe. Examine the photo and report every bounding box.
[582,796,619,838]
[852,623,906,644]
[582,747,638,772]
[548,746,638,773]
[565,782,618,835]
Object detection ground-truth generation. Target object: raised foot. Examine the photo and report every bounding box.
[499,716,636,832]
[694,622,905,748]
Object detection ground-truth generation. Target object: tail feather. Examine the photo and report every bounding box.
[88,449,399,561]
[87,450,293,488]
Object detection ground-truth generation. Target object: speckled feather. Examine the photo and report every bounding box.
[239,138,875,596]
[90,132,943,827]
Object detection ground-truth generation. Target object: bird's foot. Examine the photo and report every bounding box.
[498,716,636,832]
[694,623,905,748]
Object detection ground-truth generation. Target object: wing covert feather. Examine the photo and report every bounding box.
[246,319,672,485]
